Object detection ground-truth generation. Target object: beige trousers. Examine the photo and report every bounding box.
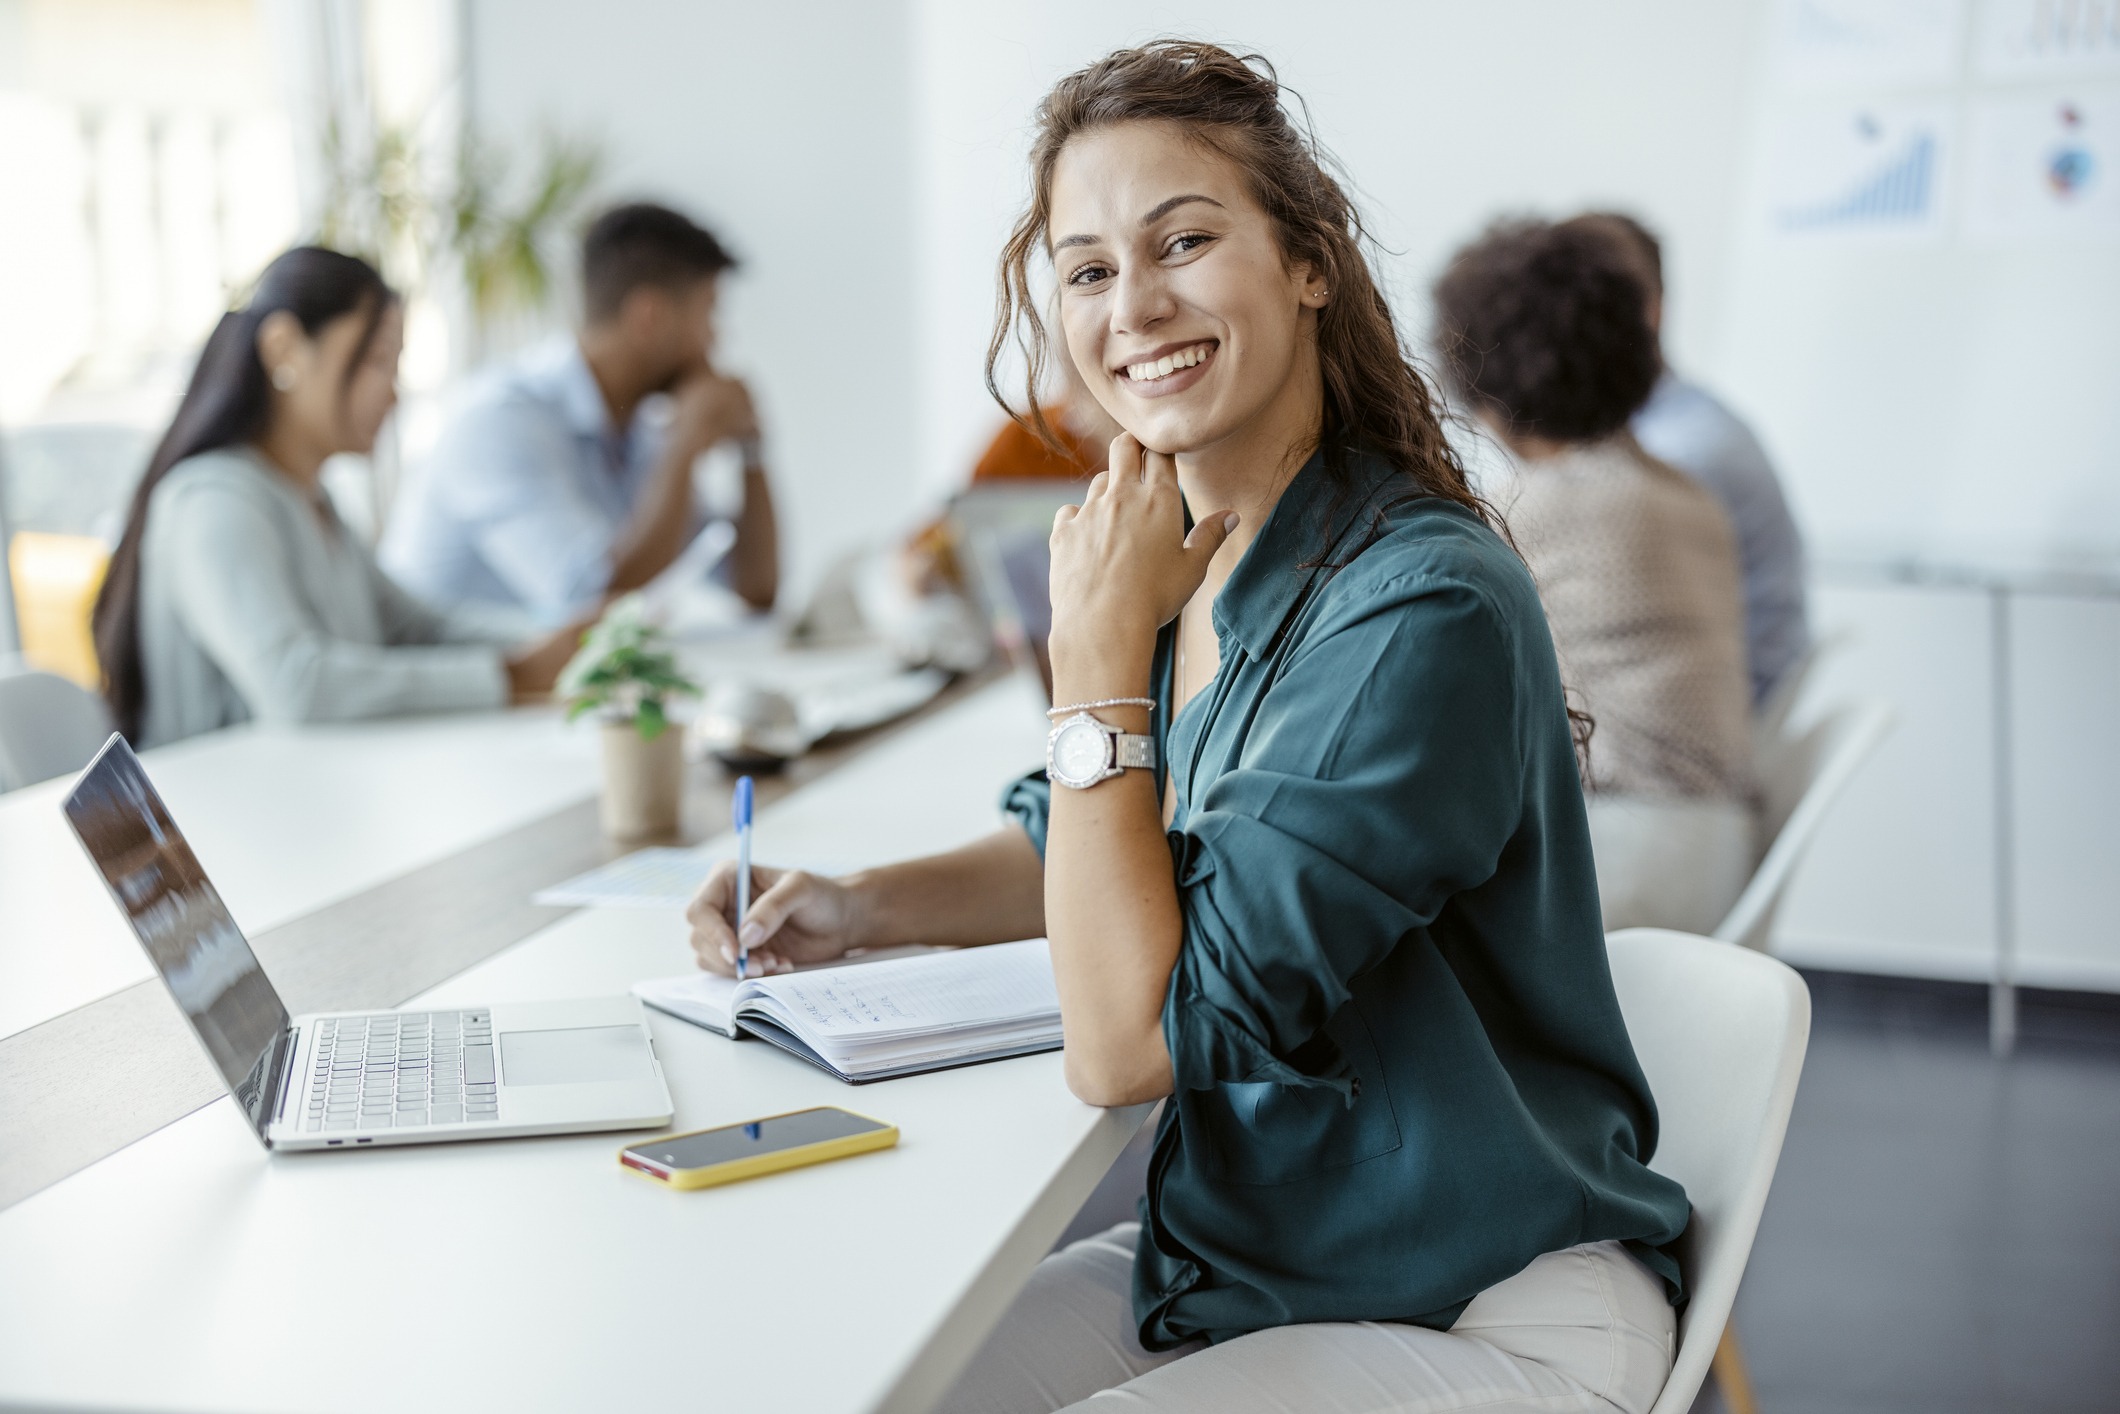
[938,1224,1676,1414]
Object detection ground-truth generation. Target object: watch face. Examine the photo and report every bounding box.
[1051,719,1111,787]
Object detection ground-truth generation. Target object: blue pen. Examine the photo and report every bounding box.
[733,776,754,980]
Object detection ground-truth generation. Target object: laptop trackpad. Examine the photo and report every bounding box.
[500,1026,651,1086]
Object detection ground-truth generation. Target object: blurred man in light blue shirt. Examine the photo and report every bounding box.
[383,203,778,624]
[1571,213,1811,705]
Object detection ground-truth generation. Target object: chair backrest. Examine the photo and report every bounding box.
[1608,929,1811,1414]
[1751,637,1824,748]
[0,667,115,791]
[1717,699,1894,951]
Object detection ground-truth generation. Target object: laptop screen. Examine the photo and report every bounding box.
[63,736,290,1140]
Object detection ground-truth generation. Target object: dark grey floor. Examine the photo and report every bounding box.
[1693,972,2120,1414]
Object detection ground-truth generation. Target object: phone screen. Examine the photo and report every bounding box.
[624,1108,888,1172]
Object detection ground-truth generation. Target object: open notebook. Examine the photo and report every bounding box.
[633,939,1061,1083]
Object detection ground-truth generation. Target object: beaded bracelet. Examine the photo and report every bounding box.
[1045,697,1156,718]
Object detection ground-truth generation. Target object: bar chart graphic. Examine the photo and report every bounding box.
[1765,102,1952,239]
[1781,130,1938,227]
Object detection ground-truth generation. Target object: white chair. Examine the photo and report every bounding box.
[1749,632,1842,754]
[0,667,115,791]
[1607,928,1811,1414]
[1715,699,1894,952]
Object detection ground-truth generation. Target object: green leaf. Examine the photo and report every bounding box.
[635,698,668,742]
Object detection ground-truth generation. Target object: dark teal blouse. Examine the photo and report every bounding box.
[1004,448,1690,1350]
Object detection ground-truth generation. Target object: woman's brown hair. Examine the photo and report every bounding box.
[986,39,1487,529]
[987,41,1596,766]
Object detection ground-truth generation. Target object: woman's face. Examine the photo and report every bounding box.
[1048,121,1321,458]
[268,300,404,457]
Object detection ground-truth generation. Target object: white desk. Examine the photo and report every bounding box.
[0,710,600,1040]
[0,677,1149,1414]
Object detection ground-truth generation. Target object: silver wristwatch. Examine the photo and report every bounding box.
[1046,711,1158,790]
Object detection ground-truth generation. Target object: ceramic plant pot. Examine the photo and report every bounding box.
[600,719,685,841]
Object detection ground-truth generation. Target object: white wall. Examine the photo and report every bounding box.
[463,0,918,597]
[912,0,1774,495]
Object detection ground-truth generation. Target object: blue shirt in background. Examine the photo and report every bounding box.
[381,339,684,624]
[1631,371,1810,704]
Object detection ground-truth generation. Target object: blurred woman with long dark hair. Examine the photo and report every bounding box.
[92,247,579,747]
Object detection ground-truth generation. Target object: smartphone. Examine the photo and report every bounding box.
[618,1106,898,1189]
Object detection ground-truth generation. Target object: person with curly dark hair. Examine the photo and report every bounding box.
[1569,211,1811,706]
[1434,217,1757,936]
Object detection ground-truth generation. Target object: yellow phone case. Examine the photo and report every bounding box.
[619,1107,899,1189]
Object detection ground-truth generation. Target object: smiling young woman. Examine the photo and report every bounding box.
[685,41,1691,1413]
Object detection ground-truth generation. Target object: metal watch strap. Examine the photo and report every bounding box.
[1112,734,1157,770]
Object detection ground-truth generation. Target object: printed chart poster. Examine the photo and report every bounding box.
[1772,0,1967,88]
[1965,90,2120,241]
[1764,99,1954,240]
[1977,0,2120,80]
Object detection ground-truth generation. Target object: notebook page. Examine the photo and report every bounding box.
[633,969,741,1034]
[746,939,1056,1043]
[633,944,945,1037]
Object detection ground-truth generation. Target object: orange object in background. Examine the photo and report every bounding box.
[8,532,109,690]
[969,411,1103,483]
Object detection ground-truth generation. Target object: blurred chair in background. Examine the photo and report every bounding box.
[8,532,110,689]
[1,422,153,691]
[1434,217,1756,936]
[0,667,114,791]
[1716,698,1895,953]
[1606,928,1809,1414]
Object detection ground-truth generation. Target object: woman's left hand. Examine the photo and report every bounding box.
[1047,433,1237,663]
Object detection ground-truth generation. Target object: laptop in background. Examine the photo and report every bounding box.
[63,735,673,1151]
[947,479,1078,704]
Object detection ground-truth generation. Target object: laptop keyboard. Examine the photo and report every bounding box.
[301,1011,497,1131]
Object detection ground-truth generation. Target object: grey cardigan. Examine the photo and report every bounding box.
[136,448,513,747]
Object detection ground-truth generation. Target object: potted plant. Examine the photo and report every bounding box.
[559,596,701,840]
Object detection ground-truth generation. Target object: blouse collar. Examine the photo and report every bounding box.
[1208,444,1403,660]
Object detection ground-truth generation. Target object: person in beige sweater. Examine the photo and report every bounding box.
[1433,218,1756,933]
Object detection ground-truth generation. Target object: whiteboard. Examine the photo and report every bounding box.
[1716,0,2120,577]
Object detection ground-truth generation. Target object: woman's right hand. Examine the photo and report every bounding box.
[686,862,863,977]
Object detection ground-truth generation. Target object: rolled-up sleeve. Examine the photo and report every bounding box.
[163,481,508,723]
[1162,576,1524,1096]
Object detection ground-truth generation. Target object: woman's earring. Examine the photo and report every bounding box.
[272,365,298,391]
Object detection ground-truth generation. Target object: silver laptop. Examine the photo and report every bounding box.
[63,735,674,1152]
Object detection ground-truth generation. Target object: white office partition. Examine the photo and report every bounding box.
[2010,594,2120,994]
[1772,581,2000,982]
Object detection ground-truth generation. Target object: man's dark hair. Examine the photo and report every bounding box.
[581,202,736,322]
[1431,217,1660,443]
